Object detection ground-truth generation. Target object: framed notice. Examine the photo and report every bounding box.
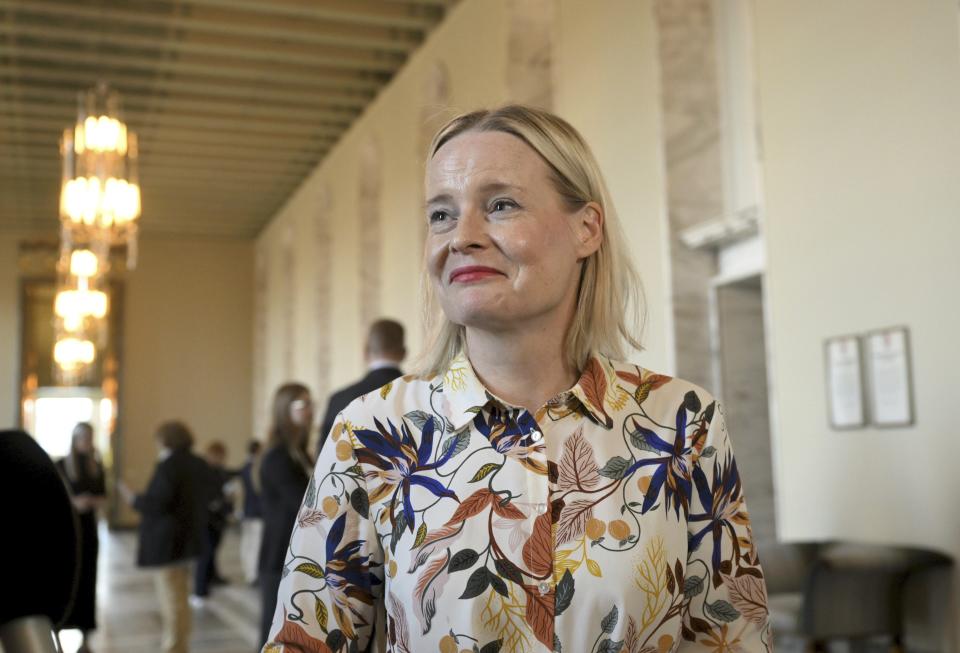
[825,335,866,429]
[865,326,914,427]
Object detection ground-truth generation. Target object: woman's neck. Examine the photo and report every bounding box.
[465,323,579,413]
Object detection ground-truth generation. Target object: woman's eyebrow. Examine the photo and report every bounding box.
[426,182,524,207]
[425,192,454,207]
[477,182,523,195]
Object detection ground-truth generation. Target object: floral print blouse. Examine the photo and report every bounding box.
[264,353,771,653]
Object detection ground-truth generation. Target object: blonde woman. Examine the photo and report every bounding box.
[265,106,770,652]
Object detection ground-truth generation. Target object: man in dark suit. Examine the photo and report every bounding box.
[316,318,405,456]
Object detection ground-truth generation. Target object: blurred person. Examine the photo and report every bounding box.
[239,440,264,585]
[265,106,770,651]
[258,383,314,646]
[315,318,406,457]
[119,421,209,653]
[192,440,233,602]
[55,422,106,653]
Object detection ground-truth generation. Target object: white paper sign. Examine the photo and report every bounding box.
[826,336,865,429]
[866,328,913,426]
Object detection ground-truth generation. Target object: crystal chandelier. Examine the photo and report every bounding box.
[59,82,141,268]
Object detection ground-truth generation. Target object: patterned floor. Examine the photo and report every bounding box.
[60,525,261,653]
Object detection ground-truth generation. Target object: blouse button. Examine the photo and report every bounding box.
[535,503,547,515]
[537,581,551,595]
[530,430,542,442]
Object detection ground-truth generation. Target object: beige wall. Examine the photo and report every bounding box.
[254,0,671,440]
[0,231,40,429]
[118,237,253,521]
[753,0,960,639]
[0,231,253,524]
[0,233,19,429]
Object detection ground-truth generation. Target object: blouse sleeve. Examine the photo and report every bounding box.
[679,401,772,651]
[263,412,384,653]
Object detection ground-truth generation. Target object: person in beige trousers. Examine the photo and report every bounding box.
[120,421,212,653]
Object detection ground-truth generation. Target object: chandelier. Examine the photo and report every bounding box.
[59,82,141,268]
[53,246,109,382]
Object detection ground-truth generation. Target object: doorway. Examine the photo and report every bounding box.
[710,272,777,546]
[19,271,124,524]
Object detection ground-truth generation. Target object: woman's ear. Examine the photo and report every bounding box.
[574,201,604,259]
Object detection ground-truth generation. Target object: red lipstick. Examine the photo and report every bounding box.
[449,265,503,283]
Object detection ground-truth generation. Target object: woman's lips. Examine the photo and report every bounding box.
[449,266,503,283]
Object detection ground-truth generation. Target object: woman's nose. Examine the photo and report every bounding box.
[449,209,487,253]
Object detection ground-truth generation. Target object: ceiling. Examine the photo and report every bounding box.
[0,0,457,239]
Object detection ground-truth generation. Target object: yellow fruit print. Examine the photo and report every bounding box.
[439,634,458,653]
[658,634,674,653]
[585,517,606,540]
[335,439,353,461]
[637,474,652,494]
[608,519,630,541]
[321,496,339,519]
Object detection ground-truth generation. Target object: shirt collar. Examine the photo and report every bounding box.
[367,358,402,372]
[441,351,617,430]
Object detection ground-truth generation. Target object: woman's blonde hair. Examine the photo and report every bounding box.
[414,104,645,377]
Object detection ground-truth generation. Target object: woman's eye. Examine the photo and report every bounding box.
[429,210,450,224]
[490,199,516,213]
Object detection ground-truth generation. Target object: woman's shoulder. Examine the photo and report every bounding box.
[337,371,437,426]
[603,357,719,415]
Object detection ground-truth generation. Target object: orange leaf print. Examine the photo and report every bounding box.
[447,489,493,524]
[522,511,553,577]
[725,573,769,625]
[491,499,526,520]
[522,583,555,649]
[557,426,602,491]
[580,357,613,427]
[414,551,452,634]
[408,521,464,573]
[555,499,594,546]
[272,615,332,652]
[635,372,671,406]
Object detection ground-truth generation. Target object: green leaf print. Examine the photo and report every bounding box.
[600,605,618,634]
[705,599,741,622]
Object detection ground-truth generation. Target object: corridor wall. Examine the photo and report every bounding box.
[753,0,960,640]
[252,0,672,442]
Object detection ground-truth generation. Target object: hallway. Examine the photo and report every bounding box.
[61,527,260,653]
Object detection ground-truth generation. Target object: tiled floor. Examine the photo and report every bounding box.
[61,525,261,653]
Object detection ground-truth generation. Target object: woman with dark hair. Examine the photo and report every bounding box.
[119,420,210,653]
[258,383,315,646]
[56,422,106,653]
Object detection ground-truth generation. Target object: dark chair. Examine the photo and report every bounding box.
[803,542,951,648]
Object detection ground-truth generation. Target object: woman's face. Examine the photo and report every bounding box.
[289,393,314,433]
[74,427,93,454]
[425,130,602,336]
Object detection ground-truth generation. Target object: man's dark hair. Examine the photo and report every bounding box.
[367,319,405,358]
[155,421,194,451]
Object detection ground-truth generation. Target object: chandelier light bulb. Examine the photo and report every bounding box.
[54,337,96,370]
[70,249,98,278]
